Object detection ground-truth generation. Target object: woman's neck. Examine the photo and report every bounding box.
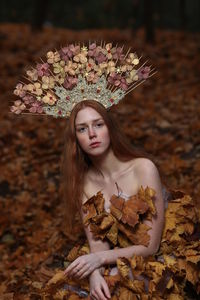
[89,148,125,181]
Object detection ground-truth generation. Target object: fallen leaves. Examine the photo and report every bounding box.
[0,23,200,299]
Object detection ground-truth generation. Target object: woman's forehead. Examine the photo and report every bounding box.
[75,107,103,124]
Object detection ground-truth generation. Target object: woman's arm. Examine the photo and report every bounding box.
[80,197,110,274]
[96,158,165,265]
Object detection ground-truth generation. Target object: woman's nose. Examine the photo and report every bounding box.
[88,127,96,139]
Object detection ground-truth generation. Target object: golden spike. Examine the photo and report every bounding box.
[124,47,131,60]
[18,112,47,116]
[136,60,149,73]
[125,79,146,95]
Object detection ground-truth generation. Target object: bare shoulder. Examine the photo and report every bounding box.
[132,157,160,182]
[82,171,99,204]
[133,157,158,172]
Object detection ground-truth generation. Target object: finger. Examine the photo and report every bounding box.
[101,282,111,299]
[64,261,79,276]
[90,292,98,300]
[96,288,108,300]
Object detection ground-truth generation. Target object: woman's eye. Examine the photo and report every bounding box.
[96,123,104,127]
[77,127,86,132]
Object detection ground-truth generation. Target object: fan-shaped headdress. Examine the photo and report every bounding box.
[11,42,155,118]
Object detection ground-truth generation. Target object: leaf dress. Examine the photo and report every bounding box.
[43,186,200,300]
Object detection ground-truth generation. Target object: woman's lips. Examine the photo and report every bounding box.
[90,142,101,148]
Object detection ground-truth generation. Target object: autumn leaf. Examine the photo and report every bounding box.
[106,222,118,245]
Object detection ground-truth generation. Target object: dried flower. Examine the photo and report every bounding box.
[108,73,128,90]
[65,61,78,76]
[26,69,38,81]
[106,61,116,74]
[42,76,55,89]
[53,60,65,74]
[126,69,139,83]
[36,63,50,76]
[47,51,61,64]
[126,53,140,66]
[29,101,43,113]
[42,92,57,105]
[10,100,26,114]
[137,66,151,80]
[63,77,78,90]
[26,82,43,96]
[14,83,26,98]
[86,72,99,83]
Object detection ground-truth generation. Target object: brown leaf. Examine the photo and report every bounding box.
[106,222,118,245]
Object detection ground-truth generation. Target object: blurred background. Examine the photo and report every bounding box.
[0,1,200,299]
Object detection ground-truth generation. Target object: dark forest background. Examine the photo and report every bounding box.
[0,0,200,31]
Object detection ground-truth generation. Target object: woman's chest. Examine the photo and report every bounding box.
[88,174,139,212]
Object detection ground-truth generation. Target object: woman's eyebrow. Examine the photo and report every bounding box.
[75,118,103,126]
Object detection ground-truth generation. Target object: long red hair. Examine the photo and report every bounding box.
[61,100,149,235]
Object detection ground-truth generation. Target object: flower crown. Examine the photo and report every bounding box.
[11,42,155,118]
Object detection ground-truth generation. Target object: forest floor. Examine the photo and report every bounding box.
[0,23,200,299]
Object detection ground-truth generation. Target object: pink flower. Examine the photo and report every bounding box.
[137,66,151,80]
[36,63,50,76]
[66,44,80,57]
[22,95,35,105]
[14,83,26,98]
[108,73,128,90]
[88,43,97,57]
[10,100,26,114]
[59,47,70,61]
[63,77,78,89]
[95,52,107,64]
[86,72,99,83]
[29,102,43,113]
[112,47,124,60]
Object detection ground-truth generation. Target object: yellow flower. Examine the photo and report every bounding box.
[126,53,139,65]
[42,92,57,105]
[55,73,65,84]
[101,43,113,60]
[42,76,55,89]
[73,53,87,64]
[106,61,116,74]
[26,69,38,81]
[53,60,65,74]
[65,61,78,76]
[26,82,43,96]
[47,51,61,64]
[126,69,139,83]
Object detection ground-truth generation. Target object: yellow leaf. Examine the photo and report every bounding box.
[83,203,97,226]
[94,191,105,214]
[106,222,118,245]
[46,270,65,286]
[118,286,137,300]
[118,233,132,247]
[100,214,114,230]
[110,204,123,220]
[167,294,184,300]
[117,257,130,279]
[66,245,81,262]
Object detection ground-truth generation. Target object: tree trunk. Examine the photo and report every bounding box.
[31,0,49,32]
[179,0,186,30]
[144,0,155,44]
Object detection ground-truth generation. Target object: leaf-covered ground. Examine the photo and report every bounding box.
[0,23,200,299]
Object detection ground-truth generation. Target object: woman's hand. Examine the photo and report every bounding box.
[64,253,103,279]
[89,269,111,300]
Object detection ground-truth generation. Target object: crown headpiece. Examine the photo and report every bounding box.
[10,42,155,118]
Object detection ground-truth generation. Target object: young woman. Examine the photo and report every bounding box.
[11,42,199,300]
[62,99,165,300]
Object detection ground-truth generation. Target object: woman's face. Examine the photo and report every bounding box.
[75,107,111,157]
